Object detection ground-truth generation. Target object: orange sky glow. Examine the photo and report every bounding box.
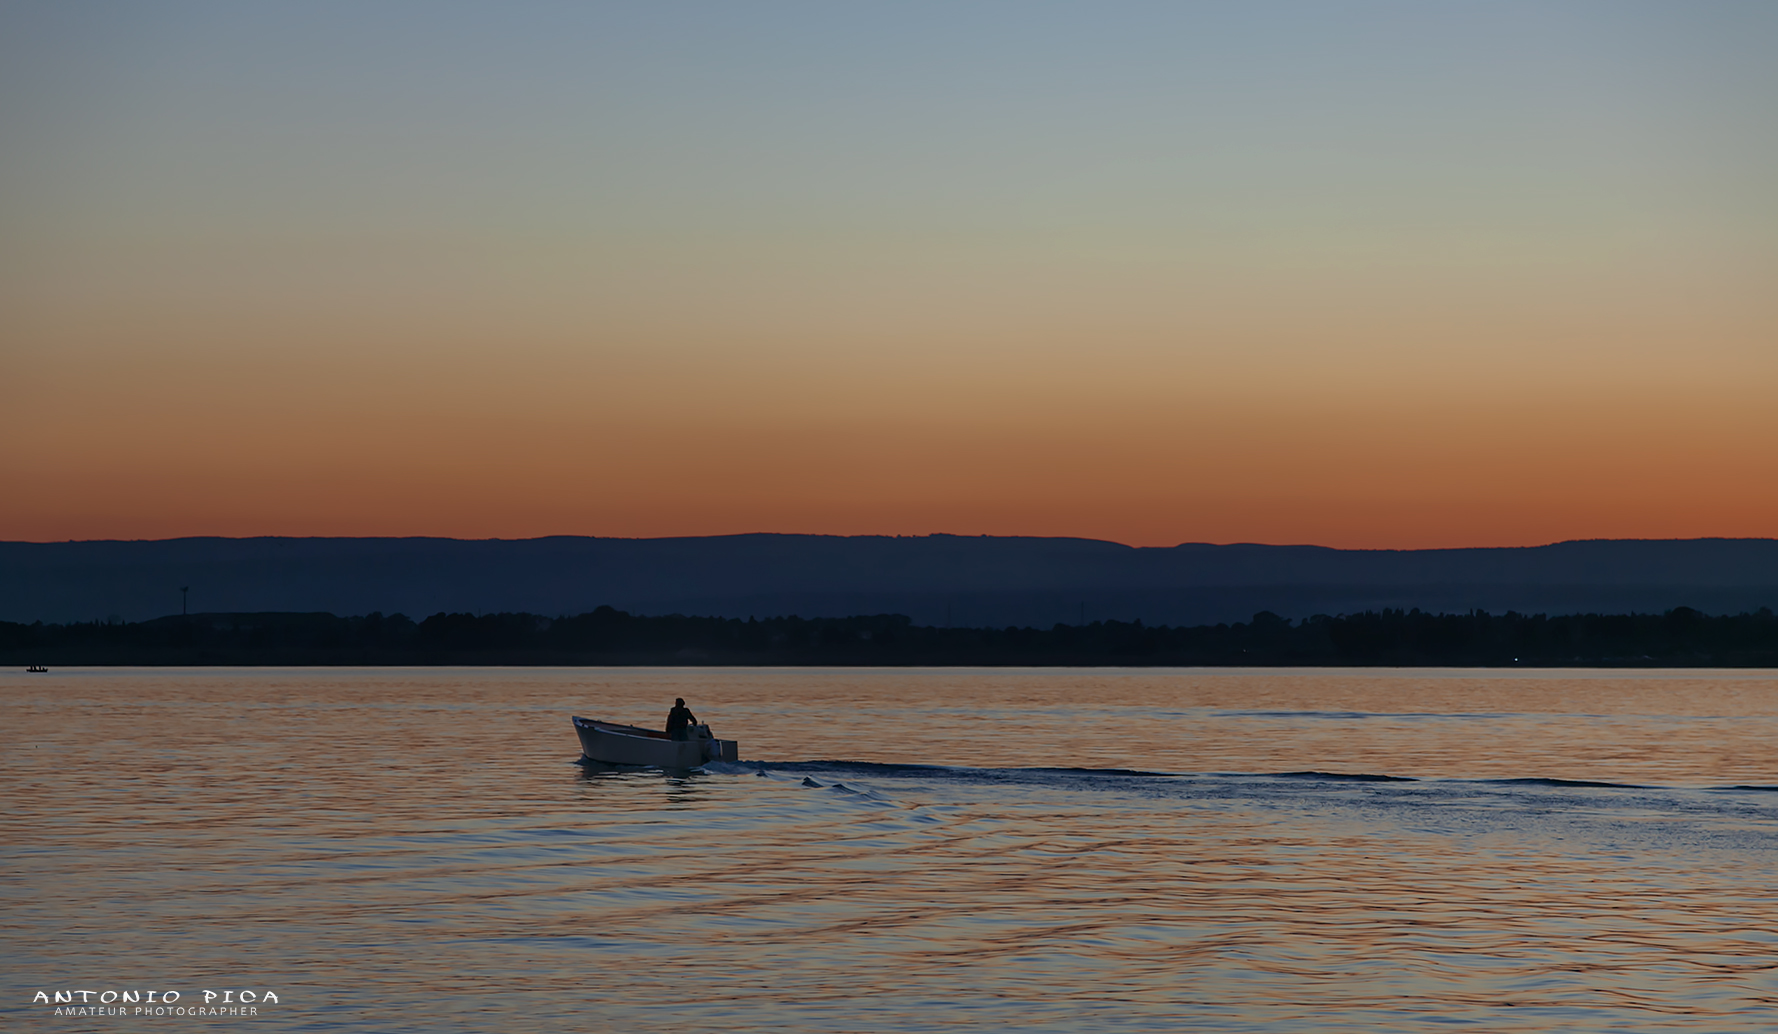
[3,4,1774,548]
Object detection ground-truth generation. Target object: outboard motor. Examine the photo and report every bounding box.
[693,724,740,763]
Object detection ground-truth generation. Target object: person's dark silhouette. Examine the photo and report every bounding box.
[665,698,699,740]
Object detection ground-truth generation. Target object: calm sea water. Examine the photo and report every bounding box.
[4,667,1776,1032]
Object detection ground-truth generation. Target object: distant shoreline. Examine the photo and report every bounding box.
[6,606,1776,668]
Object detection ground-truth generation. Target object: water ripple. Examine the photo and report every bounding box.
[3,667,1776,1032]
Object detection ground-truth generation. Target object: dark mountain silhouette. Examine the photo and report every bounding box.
[3,534,1776,626]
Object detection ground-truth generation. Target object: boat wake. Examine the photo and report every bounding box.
[1273,770,1417,782]
[720,758,1778,800]
[1482,776,1646,789]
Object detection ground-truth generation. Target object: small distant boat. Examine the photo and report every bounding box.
[572,716,738,768]
[25,665,48,673]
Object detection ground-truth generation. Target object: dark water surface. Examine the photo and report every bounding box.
[5,667,1776,1032]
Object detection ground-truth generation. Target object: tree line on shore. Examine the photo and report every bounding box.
[4,604,1777,666]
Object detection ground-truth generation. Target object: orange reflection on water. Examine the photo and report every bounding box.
[3,667,1774,1031]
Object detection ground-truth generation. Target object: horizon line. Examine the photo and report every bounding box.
[5,532,1775,552]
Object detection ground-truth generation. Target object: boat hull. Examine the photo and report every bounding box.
[572,717,738,768]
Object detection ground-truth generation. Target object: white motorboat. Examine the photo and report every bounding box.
[572,716,738,768]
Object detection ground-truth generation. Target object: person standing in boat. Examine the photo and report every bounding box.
[665,698,700,740]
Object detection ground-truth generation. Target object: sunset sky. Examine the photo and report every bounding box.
[3,2,1774,548]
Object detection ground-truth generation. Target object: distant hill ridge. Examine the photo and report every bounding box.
[3,534,1776,626]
